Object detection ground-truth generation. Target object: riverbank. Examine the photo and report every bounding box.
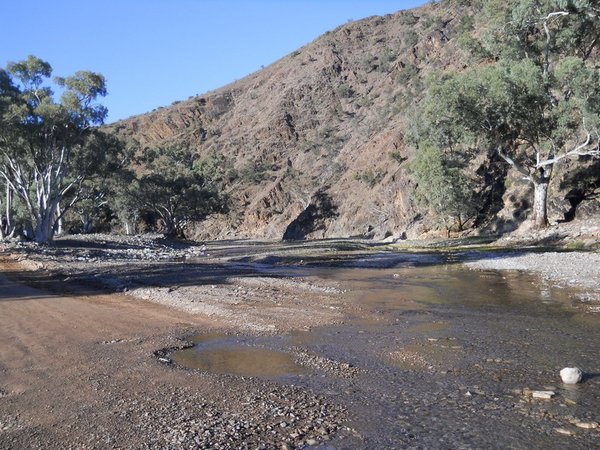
[0,235,354,334]
[2,232,600,325]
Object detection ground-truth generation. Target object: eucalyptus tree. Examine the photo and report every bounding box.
[422,0,600,228]
[409,142,478,236]
[132,145,229,238]
[0,56,122,243]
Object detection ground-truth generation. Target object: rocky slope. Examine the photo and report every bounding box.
[108,1,597,241]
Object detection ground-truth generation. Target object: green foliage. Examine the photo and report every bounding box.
[398,12,419,26]
[194,152,237,185]
[480,0,600,64]
[396,64,420,85]
[131,145,229,238]
[388,151,407,164]
[403,30,419,49]
[354,169,383,187]
[335,83,353,98]
[409,143,478,232]
[566,239,586,250]
[239,158,270,184]
[0,55,123,243]
[377,49,398,73]
[414,1,600,227]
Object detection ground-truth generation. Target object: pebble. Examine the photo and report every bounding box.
[575,422,598,429]
[560,367,583,384]
[555,428,574,436]
[531,391,555,399]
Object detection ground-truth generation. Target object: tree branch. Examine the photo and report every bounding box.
[537,131,600,168]
[496,146,531,181]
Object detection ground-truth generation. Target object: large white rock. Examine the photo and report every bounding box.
[560,367,583,384]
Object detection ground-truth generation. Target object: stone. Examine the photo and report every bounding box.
[575,421,598,429]
[531,390,555,399]
[555,428,574,436]
[560,367,583,384]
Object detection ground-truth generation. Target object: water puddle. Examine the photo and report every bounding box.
[171,334,305,379]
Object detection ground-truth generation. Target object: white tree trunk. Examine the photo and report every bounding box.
[532,181,549,229]
[1,184,13,237]
[34,198,59,244]
[56,202,63,236]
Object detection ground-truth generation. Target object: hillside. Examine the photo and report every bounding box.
[108,1,598,241]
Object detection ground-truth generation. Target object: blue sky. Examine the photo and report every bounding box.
[1,1,426,123]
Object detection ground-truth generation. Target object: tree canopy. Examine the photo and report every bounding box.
[409,143,478,235]
[0,56,125,243]
[417,0,600,228]
[128,144,229,238]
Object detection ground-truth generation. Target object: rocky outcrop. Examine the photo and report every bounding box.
[283,190,339,241]
[107,2,598,240]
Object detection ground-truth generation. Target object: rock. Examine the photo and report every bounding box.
[555,428,574,436]
[575,421,598,429]
[560,367,583,384]
[531,390,555,399]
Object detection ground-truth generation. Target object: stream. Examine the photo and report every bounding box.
[174,251,600,448]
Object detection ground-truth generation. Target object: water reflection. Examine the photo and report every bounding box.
[172,334,304,378]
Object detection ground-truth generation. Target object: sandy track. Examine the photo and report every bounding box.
[0,268,207,447]
[0,258,346,449]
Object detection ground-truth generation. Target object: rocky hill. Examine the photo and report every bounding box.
[108,1,597,241]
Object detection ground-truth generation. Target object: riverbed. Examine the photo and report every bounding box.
[171,260,600,448]
[1,237,599,448]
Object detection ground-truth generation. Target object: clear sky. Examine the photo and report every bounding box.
[1,1,426,123]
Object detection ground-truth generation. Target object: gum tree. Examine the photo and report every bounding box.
[0,56,120,243]
[409,142,478,236]
[423,1,600,228]
[132,144,228,238]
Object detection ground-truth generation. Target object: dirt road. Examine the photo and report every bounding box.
[0,267,202,447]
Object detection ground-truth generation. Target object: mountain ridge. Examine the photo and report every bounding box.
[107,1,596,240]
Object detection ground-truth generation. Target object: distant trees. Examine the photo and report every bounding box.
[417,1,600,228]
[409,143,478,236]
[127,145,229,238]
[0,56,229,242]
[0,56,126,243]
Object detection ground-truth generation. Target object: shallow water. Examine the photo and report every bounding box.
[172,334,305,378]
[175,251,600,448]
